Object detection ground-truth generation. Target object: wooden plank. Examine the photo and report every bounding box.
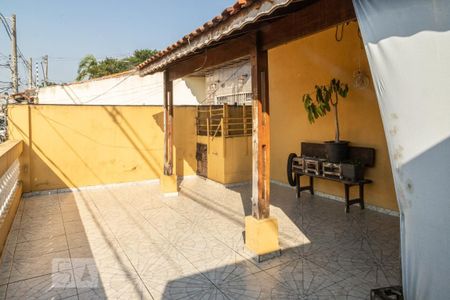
[151,0,355,80]
[163,71,174,175]
[251,33,271,220]
[260,0,356,50]
[223,104,228,137]
[167,34,254,81]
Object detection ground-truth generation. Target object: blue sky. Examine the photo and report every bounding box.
[0,0,235,88]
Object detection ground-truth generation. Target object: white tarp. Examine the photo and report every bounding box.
[353,0,450,299]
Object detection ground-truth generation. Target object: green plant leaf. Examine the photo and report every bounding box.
[301,78,349,124]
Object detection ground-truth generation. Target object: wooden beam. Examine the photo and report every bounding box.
[144,0,355,80]
[260,0,356,50]
[167,34,254,81]
[163,71,174,175]
[251,33,270,220]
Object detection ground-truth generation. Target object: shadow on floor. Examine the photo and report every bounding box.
[161,179,401,299]
[1,178,400,299]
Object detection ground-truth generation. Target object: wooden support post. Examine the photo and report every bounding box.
[163,71,174,176]
[223,104,228,137]
[243,104,247,136]
[206,117,210,154]
[245,34,279,259]
[251,35,270,220]
[209,106,212,136]
[221,118,226,157]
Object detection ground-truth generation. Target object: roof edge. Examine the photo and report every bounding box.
[138,0,294,75]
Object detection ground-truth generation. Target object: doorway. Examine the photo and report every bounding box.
[196,143,208,178]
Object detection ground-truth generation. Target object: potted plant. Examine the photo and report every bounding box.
[302,78,349,162]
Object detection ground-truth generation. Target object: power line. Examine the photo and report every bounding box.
[0,13,31,70]
[0,13,12,39]
[0,13,35,93]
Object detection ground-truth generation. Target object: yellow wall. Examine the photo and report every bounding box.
[224,136,252,184]
[269,22,398,210]
[197,135,225,183]
[8,105,197,192]
[197,135,252,184]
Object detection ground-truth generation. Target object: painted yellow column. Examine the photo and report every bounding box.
[245,216,280,256]
[160,174,178,196]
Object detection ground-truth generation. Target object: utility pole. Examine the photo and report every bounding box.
[35,61,39,87]
[11,14,18,94]
[43,55,48,86]
[28,58,33,89]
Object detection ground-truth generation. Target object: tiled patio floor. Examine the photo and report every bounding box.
[0,177,400,299]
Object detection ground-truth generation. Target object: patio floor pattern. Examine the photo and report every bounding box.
[0,177,400,299]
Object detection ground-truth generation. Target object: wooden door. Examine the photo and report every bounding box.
[196,143,208,178]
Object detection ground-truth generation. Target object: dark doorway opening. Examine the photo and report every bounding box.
[196,143,208,178]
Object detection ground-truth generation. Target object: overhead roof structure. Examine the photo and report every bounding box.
[138,0,295,75]
[138,0,356,79]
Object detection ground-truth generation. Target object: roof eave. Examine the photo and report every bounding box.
[139,0,295,76]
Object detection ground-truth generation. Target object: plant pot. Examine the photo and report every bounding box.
[342,163,365,181]
[325,141,349,162]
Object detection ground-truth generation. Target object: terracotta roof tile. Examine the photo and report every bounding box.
[137,0,257,70]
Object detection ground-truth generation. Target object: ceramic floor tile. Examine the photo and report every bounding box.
[63,220,85,235]
[216,270,296,300]
[9,209,23,232]
[120,239,173,274]
[150,275,227,300]
[69,246,97,269]
[171,231,260,285]
[22,194,59,209]
[9,250,71,283]
[19,206,63,225]
[105,216,160,242]
[0,259,13,286]
[22,204,61,218]
[69,241,130,272]
[4,178,400,299]
[126,192,166,211]
[140,206,193,244]
[311,275,383,299]
[61,211,82,223]
[66,231,90,249]
[1,230,19,263]
[171,192,237,224]
[75,265,152,300]
[58,192,78,202]
[264,258,347,299]
[138,247,208,298]
[5,270,77,300]
[59,204,80,215]
[14,235,68,259]
[17,224,65,244]
[0,284,6,299]
[19,215,63,230]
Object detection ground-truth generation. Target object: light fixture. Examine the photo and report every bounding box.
[353,70,369,89]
